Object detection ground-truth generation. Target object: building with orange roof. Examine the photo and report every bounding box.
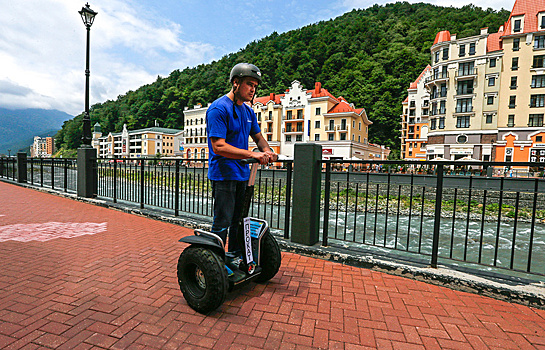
[183,80,390,161]
[400,65,431,160]
[495,0,545,166]
[403,0,545,168]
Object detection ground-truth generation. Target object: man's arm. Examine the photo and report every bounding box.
[210,136,273,164]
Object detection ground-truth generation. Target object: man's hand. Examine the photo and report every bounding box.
[251,150,277,165]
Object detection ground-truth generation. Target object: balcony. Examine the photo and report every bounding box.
[325,125,338,132]
[424,72,449,86]
[454,106,474,115]
[282,127,303,134]
[282,113,304,121]
[455,68,477,79]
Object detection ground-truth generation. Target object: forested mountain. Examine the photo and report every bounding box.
[55,2,510,154]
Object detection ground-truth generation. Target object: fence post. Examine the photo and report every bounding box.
[174,160,180,216]
[283,161,293,239]
[291,143,322,246]
[140,160,145,209]
[17,152,27,183]
[430,163,444,268]
[77,147,97,198]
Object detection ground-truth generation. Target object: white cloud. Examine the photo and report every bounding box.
[0,0,217,115]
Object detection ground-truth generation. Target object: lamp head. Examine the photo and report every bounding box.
[79,3,97,28]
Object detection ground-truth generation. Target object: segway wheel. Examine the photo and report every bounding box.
[177,246,228,314]
[254,233,282,283]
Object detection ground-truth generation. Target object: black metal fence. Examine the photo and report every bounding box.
[321,160,545,276]
[26,158,78,192]
[5,154,545,277]
[0,157,17,180]
[96,158,294,237]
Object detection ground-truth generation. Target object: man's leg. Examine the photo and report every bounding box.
[211,180,237,247]
[227,180,248,253]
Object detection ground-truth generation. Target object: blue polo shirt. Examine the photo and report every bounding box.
[206,95,261,181]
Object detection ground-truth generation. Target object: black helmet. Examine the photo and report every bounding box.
[230,63,262,84]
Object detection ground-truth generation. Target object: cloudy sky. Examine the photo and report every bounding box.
[0,0,514,116]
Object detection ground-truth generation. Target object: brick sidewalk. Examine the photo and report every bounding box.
[1,181,545,349]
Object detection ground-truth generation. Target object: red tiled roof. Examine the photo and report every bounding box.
[409,65,431,89]
[253,93,283,105]
[504,0,545,35]
[433,30,451,45]
[487,31,503,52]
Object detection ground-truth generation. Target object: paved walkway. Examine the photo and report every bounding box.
[1,181,545,349]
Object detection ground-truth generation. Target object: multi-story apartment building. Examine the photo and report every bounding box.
[400,65,431,160]
[496,0,545,164]
[30,136,55,158]
[182,81,390,160]
[424,27,500,161]
[401,0,545,165]
[92,123,184,158]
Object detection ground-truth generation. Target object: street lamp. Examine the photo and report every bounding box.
[79,3,97,147]
[77,3,98,198]
[7,149,11,157]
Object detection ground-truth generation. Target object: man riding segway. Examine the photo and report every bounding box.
[176,63,282,313]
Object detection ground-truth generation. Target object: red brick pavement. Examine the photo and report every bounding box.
[1,181,545,349]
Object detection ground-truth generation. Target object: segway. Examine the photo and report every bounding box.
[177,158,282,313]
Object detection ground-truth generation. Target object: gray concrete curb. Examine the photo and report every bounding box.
[3,179,545,310]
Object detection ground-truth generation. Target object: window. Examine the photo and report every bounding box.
[439,100,446,114]
[542,16,545,29]
[457,135,468,143]
[488,77,495,86]
[513,38,520,51]
[469,42,476,55]
[486,114,493,124]
[341,119,347,130]
[534,55,545,68]
[440,83,447,97]
[328,134,334,141]
[257,112,261,121]
[509,96,516,108]
[512,57,519,70]
[296,122,303,132]
[456,98,472,113]
[315,134,320,141]
[316,107,321,115]
[458,62,474,76]
[329,120,334,130]
[286,110,292,119]
[535,35,545,49]
[315,120,320,129]
[508,115,515,127]
[439,117,445,129]
[514,19,521,32]
[340,133,347,141]
[459,44,466,57]
[537,136,543,142]
[529,114,544,126]
[456,116,470,128]
[487,96,494,105]
[510,76,517,89]
[359,122,361,131]
[286,135,292,142]
[286,123,292,132]
[532,75,545,88]
[434,51,440,63]
[442,47,449,60]
[430,118,437,130]
[489,57,497,68]
[267,134,272,141]
[456,79,473,95]
[297,110,303,119]
[352,121,355,128]
[296,135,302,142]
[530,94,545,107]
[268,111,272,120]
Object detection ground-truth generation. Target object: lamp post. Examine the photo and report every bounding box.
[79,3,97,147]
[77,3,98,198]
[7,149,11,157]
